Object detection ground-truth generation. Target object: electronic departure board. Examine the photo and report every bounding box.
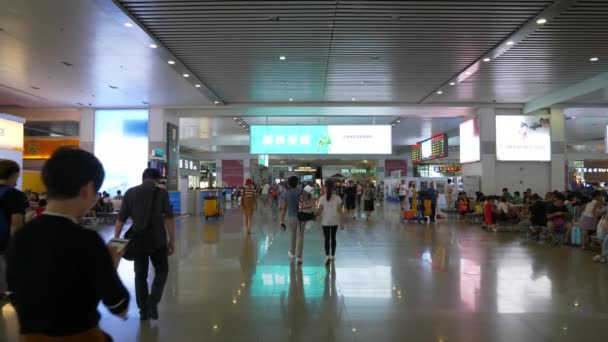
[411,133,448,163]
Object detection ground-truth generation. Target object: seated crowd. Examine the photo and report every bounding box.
[454,187,608,263]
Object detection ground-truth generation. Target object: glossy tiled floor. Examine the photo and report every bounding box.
[2,202,608,341]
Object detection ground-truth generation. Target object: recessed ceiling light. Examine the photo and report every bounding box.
[279,56,286,60]
[149,44,158,48]
[233,117,237,120]
[182,73,190,78]
[31,86,40,90]
[506,41,514,46]
[351,98,356,101]
[436,90,443,94]
[289,98,294,102]
[396,119,401,123]
[195,84,201,88]
[449,82,456,86]
[536,18,547,24]
[213,101,219,104]
[590,57,599,62]
[465,71,471,76]
[483,57,491,62]
[168,60,175,65]
[124,23,134,28]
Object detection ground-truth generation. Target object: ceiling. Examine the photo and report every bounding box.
[0,0,607,152]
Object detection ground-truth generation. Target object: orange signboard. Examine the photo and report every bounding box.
[23,139,80,159]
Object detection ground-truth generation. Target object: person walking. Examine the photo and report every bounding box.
[363,182,376,220]
[114,168,175,320]
[7,148,129,340]
[280,176,305,264]
[408,181,416,211]
[427,182,439,222]
[398,180,408,211]
[344,180,357,219]
[241,179,257,234]
[317,180,343,265]
[446,178,454,209]
[0,160,27,307]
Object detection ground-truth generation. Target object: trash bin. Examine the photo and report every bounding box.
[204,196,218,219]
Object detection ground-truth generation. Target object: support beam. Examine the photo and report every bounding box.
[524,72,608,114]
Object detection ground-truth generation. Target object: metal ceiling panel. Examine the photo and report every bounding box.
[120,0,554,103]
[433,0,608,104]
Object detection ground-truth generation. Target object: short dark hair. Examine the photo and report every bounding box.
[447,179,452,184]
[0,159,20,180]
[514,191,520,196]
[38,199,48,207]
[554,193,566,201]
[43,148,105,199]
[502,188,508,192]
[117,190,122,195]
[287,176,299,188]
[142,168,161,181]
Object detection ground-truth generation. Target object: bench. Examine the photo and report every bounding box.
[464,213,483,224]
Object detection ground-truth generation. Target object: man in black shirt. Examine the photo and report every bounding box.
[115,168,175,320]
[7,148,129,340]
[344,180,357,219]
[0,159,27,307]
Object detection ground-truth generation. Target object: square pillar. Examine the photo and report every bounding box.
[550,107,566,191]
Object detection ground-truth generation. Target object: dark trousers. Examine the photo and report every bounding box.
[430,202,437,221]
[323,226,338,256]
[134,246,169,311]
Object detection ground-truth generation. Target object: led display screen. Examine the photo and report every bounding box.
[459,118,480,163]
[250,125,392,154]
[411,134,447,163]
[495,115,551,161]
[95,109,149,194]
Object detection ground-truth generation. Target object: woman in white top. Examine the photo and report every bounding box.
[317,179,344,266]
[581,191,605,249]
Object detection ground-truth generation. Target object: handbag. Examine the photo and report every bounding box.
[123,187,159,261]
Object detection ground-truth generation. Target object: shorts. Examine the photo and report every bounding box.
[580,215,597,231]
[364,200,375,211]
[345,197,356,210]
[399,196,406,202]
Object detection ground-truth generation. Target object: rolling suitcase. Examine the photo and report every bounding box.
[571,224,582,246]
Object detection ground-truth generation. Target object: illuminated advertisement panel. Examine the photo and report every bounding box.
[250,125,392,154]
[459,118,480,163]
[95,109,149,194]
[495,115,551,161]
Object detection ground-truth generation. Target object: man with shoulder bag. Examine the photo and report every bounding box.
[114,168,176,320]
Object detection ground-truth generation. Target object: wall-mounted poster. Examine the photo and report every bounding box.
[459,118,480,163]
[496,115,551,161]
[222,160,244,187]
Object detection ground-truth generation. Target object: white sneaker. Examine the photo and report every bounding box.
[593,255,602,263]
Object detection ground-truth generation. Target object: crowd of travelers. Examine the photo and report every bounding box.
[454,187,608,263]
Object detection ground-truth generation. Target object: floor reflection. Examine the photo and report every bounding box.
[2,203,608,341]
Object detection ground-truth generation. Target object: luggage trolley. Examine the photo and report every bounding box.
[204,189,223,221]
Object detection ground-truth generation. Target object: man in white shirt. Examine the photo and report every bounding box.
[446,179,455,209]
[398,180,408,211]
[261,180,270,205]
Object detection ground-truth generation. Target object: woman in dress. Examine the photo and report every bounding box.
[241,179,257,234]
[580,191,605,249]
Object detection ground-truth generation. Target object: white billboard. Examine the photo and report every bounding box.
[495,115,551,161]
[460,118,480,163]
[326,125,392,154]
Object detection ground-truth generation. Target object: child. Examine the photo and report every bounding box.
[483,196,496,231]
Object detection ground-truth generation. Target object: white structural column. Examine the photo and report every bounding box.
[550,107,566,191]
[376,159,386,183]
[79,108,95,153]
[244,158,251,181]
[215,158,222,187]
[461,107,497,195]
